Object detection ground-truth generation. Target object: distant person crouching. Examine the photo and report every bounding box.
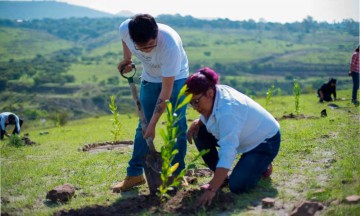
[317,78,337,103]
[0,112,23,140]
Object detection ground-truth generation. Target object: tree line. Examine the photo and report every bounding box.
[0,15,358,44]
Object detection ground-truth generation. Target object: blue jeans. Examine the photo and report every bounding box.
[351,72,359,101]
[127,78,188,176]
[194,125,281,193]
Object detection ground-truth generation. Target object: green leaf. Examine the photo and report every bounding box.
[165,100,173,122]
[176,84,188,101]
[175,93,192,111]
[171,149,179,156]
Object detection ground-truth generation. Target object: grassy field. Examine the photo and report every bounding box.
[1,89,359,215]
[0,27,73,61]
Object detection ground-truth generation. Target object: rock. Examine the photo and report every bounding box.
[290,201,324,216]
[330,199,340,206]
[262,197,275,207]
[46,183,75,202]
[344,195,360,204]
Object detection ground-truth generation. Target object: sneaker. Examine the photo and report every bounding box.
[112,175,146,193]
[261,164,273,178]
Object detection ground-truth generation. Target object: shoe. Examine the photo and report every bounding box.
[261,164,273,178]
[112,175,146,193]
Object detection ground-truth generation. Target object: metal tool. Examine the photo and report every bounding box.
[120,63,162,194]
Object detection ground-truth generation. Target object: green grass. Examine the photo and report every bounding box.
[1,89,359,215]
[0,27,73,60]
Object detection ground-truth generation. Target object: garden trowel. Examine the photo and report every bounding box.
[120,64,162,194]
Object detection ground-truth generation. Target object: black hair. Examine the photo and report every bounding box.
[128,14,158,44]
[328,78,337,84]
[8,114,16,123]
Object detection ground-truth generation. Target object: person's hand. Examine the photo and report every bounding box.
[117,59,133,74]
[143,122,156,141]
[348,71,352,76]
[197,189,217,207]
[187,119,201,144]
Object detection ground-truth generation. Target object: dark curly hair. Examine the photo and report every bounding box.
[128,14,158,45]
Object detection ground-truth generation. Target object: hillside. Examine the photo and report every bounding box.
[0,1,113,19]
[1,90,359,215]
[0,15,358,121]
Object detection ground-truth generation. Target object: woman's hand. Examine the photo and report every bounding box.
[197,189,217,207]
[187,119,202,144]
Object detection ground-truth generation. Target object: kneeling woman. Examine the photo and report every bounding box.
[185,67,281,207]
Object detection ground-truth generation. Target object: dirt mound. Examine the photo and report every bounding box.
[55,189,235,216]
[80,140,133,153]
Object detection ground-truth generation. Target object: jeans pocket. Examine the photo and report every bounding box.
[141,80,149,86]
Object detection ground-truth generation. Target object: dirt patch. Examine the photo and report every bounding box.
[55,189,236,216]
[80,140,134,153]
[277,113,319,120]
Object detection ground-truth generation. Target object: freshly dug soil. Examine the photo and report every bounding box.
[55,189,235,216]
[80,140,133,153]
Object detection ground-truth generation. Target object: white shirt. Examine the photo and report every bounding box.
[200,85,280,170]
[119,19,189,83]
[0,112,21,134]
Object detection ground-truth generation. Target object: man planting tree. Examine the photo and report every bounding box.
[112,14,189,192]
[0,112,23,140]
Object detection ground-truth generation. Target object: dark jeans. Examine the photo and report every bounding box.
[0,118,23,140]
[194,125,281,193]
[127,78,188,176]
[317,90,333,102]
[351,72,359,101]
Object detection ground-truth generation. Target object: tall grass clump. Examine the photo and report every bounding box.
[293,79,301,114]
[48,111,70,127]
[266,84,276,107]
[158,85,209,202]
[109,95,123,141]
[8,134,25,147]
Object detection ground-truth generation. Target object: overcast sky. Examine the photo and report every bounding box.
[54,0,359,23]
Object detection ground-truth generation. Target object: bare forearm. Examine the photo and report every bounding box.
[150,76,174,123]
[149,98,166,126]
[122,40,132,60]
[209,167,230,191]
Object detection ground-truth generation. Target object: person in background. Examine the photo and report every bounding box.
[349,46,359,105]
[0,112,23,140]
[317,78,337,103]
[112,14,189,192]
[185,67,281,207]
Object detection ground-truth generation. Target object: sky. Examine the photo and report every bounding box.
[54,0,359,23]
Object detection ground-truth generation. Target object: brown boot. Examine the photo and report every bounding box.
[112,175,146,193]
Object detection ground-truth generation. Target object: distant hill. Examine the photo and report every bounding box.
[115,10,135,18]
[0,1,114,20]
